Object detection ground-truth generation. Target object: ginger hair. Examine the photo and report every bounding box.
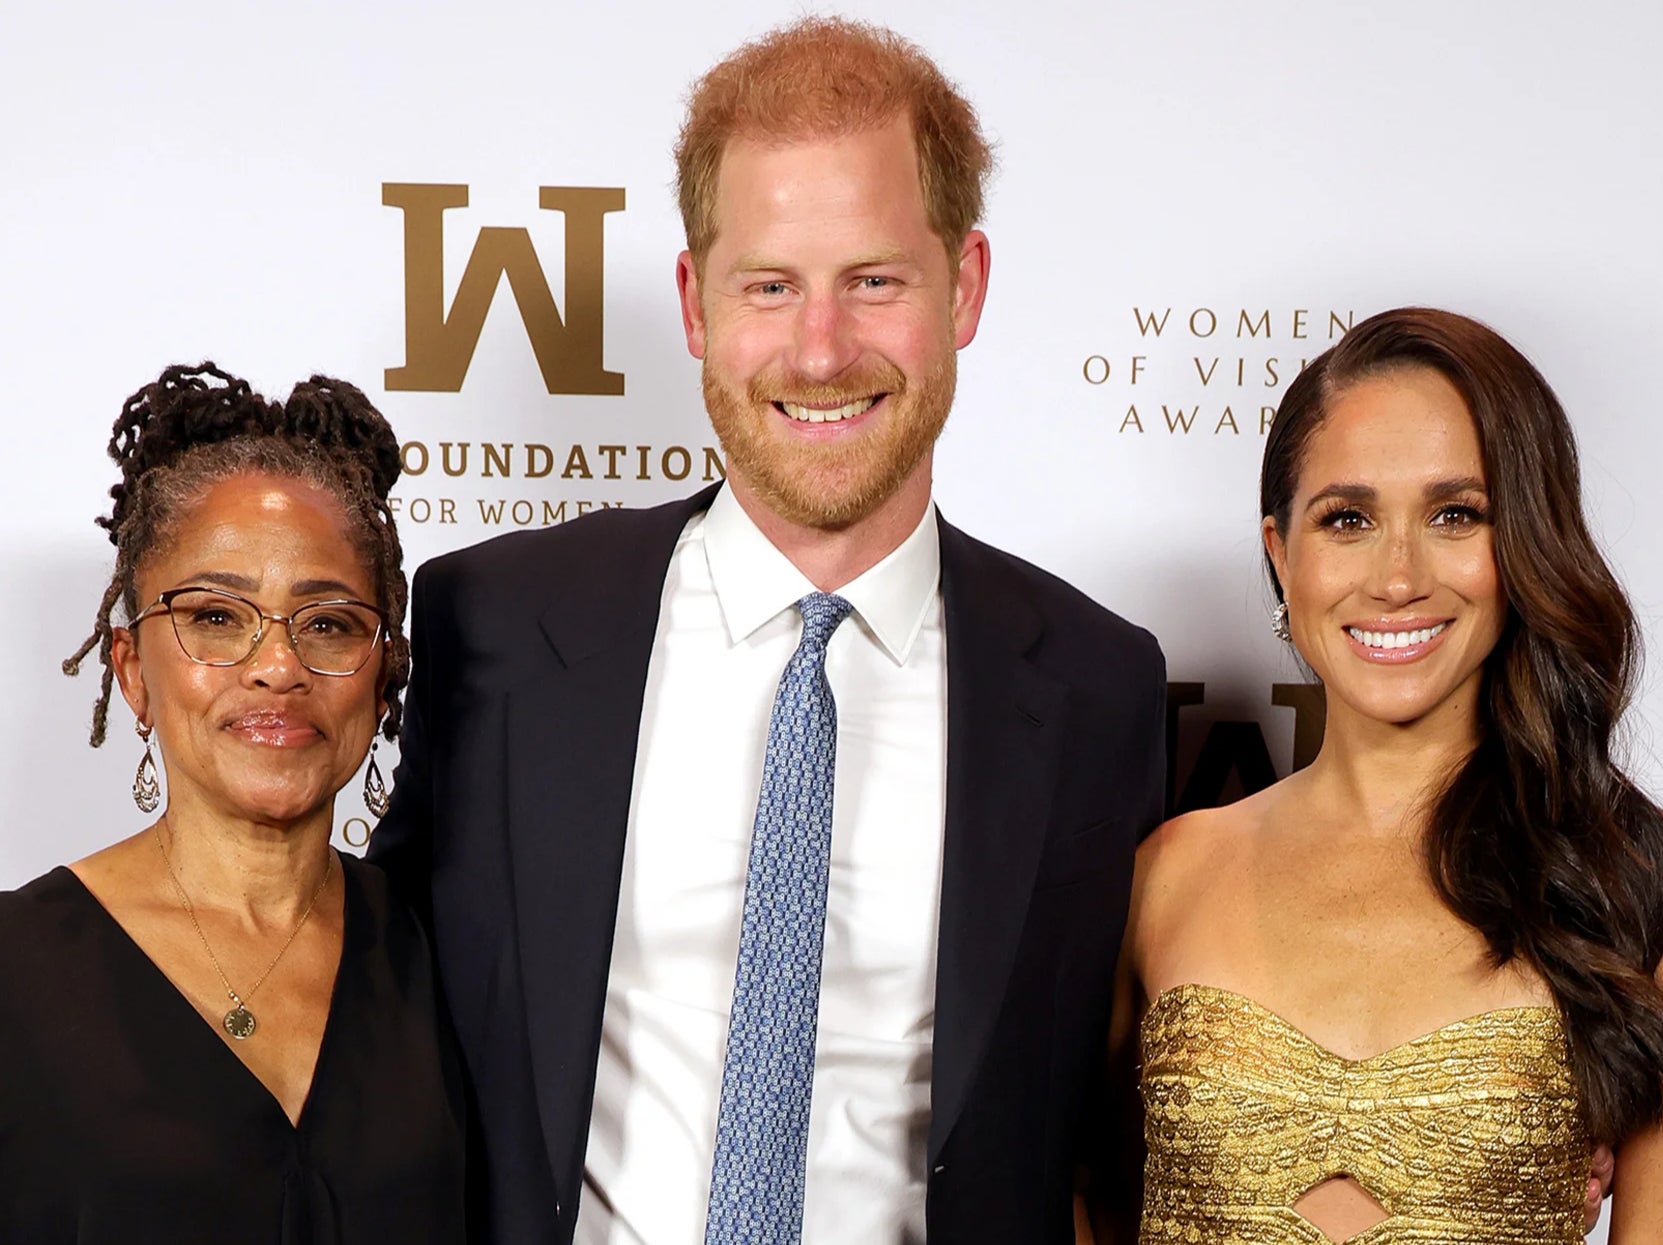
[674,16,994,268]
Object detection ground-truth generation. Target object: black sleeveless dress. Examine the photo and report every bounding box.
[0,854,466,1244]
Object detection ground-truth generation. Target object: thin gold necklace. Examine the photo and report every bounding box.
[154,824,334,1041]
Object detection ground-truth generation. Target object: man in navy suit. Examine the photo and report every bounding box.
[370,17,1166,1244]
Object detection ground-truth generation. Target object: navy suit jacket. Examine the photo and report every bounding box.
[368,485,1166,1243]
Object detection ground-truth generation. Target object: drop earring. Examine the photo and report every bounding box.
[363,736,391,818]
[1270,602,1292,643]
[133,722,161,813]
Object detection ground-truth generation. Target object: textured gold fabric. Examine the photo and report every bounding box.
[1138,983,1589,1244]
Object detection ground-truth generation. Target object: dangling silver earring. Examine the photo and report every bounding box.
[1270,602,1292,643]
[133,722,161,813]
[363,736,391,818]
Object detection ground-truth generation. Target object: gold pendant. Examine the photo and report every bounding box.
[224,1005,257,1040]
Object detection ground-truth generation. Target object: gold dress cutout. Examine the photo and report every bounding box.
[1138,983,1589,1244]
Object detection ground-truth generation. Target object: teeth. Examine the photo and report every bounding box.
[780,396,877,423]
[1347,623,1447,649]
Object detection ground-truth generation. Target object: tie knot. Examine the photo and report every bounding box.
[796,592,853,649]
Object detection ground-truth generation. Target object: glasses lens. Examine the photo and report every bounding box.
[290,601,382,674]
[167,590,262,664]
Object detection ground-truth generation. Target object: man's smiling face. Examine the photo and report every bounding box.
[680,114,985,530]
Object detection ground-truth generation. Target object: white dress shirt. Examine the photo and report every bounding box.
[575,484,948,1245]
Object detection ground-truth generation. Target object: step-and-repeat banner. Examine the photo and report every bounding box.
[6,2,1657,1234]
[8,0,1661,867]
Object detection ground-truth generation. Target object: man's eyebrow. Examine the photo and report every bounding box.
[846,249,911,268]
[728,250,915,274]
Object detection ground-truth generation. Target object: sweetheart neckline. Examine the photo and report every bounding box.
[1142,981,1565,1066]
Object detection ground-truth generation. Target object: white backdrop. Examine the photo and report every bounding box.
[4,4,1659,1234]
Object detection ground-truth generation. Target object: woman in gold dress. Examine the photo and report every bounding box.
[1100,308,1663,1242]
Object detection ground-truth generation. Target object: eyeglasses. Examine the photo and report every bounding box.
[130,586,387,677]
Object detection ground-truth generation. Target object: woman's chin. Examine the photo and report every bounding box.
[211,776,339,829]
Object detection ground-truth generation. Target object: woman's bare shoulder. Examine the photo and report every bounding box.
[1138,781,1285,878]
[1131,778,1295,941]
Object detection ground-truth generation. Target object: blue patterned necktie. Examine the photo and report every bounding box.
[704,592,854,1244]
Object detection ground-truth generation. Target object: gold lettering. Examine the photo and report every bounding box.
[562,444,592,480]
[440,442,469,477]
[1133,307,1171,337]
[1162,404,1199,433]
[383,182,627,395]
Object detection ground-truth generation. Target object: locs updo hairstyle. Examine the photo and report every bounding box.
[1260,306,1663,1144]
[63,363,410,750]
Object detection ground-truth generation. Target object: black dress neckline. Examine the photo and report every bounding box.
[0,853,466,1245]
[49,857,358,1135]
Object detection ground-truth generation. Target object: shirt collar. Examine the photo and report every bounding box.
[702,484,941,665]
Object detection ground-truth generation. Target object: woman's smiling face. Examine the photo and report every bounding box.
[113,471,386,827]
[1264,366,1506,731]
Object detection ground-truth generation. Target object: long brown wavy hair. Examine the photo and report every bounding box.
[1261,306,1663,1144]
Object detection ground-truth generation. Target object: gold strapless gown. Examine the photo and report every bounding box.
[1138,983,1589,1244]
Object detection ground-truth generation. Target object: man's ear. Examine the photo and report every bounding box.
[677,250,707,360]
[951,229,992,350]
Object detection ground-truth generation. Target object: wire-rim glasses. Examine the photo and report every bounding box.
[130,586,387,677]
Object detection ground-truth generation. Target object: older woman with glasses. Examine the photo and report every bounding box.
[0,365,465,1244]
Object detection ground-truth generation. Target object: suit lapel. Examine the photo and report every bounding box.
[929,520,1069,1162]
[505,485,720,1210]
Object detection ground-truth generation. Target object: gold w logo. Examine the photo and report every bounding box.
[383,183,626,395]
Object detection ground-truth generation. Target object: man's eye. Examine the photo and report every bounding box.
[860,276,890,289]
[757,281,789,296]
